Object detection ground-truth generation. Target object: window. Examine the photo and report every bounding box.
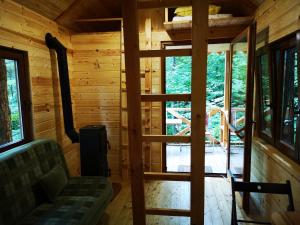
[257,48,273,141]
[0,46,32,152]
[256,30,300,161]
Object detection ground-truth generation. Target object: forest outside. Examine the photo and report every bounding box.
[165,51,247,143]
[0,59,22,146]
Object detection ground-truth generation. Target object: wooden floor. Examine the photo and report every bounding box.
[102,177,258,225]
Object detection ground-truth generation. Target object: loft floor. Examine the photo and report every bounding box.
[102,178,259,225]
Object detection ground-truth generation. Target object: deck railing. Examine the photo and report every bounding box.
[166,106,245,146]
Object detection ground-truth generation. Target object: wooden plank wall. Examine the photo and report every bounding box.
[255,0,300,42]
[251,0,300,217]
[0,0,80,175]
[251,139,300,215]
[71,32,121,179]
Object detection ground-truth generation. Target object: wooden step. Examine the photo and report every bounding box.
[145,208,191,217]
[142,135,190,143]
[138,0,191,9]
[144,172,190,181]
[139,49,191,58]
[141,94,191,102]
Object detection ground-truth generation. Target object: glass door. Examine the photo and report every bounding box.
[228,25,256,181]
[162,42,228,176]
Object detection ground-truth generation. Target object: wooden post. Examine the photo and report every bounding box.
[191,0,208,225]
[223,51,231,148]
[122,1,146,225]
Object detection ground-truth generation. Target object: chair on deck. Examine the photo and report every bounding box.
[231,177,294,225]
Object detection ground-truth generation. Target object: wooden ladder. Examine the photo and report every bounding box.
[122,1,208,224]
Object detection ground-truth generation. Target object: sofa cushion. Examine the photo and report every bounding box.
[18,177,113,225]
[0,139,69,225]
[60,176,112,198]
[0,143,42,225]
[33,140,69,177]
[39,165,68,202]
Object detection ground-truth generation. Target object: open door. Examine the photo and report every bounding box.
[227,24,256,191]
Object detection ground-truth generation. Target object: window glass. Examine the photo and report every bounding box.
[230,40,248,176]
[280,47,298,148]
[165,56,191,136]
[0,59,23,147]
[259,53,272,135]
[231,48,248,129]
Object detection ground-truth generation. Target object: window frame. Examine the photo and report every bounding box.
[256,46,274,144]
[0,46,33,152]
[274,37,299,159]
[256,30,300,162]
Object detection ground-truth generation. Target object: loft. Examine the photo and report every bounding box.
[0,0,300,225]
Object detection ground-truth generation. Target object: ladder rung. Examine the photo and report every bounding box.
[141,94,191,102]
[142,135,190,143]
[138,0,191,9]
[140,49,191,58]
[144,172,190,181]
[145,208,191,217]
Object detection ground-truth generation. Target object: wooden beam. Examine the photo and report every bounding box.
[141,94,191,102]
[144,172,191,181]
[223,51,231,149]
[76,18,122,22]
[122,1,146,225]
[140,49,192,57]
[56,0,119,31]
[191,0,208,225]
[142,135,191,143]
[56,0,87,23]
[138,0,191,9]
[145,208,191,217]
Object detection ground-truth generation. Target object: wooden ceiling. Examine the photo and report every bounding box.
[12,0,264,33]
[13,0,78,20]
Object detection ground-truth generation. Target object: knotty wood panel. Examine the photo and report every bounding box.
[71,31,121,178]
[0,0,79,176]
[255,0,300,43]
[251,138,300,217]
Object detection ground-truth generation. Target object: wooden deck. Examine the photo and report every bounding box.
[102,178,260,225]
[166,145,243,174]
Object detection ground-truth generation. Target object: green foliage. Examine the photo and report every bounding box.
[11,113,20,130]
[231,51,247,108]
[5,59,22,141]
[206,52,225,107]
[166,56,191,94]
[165,51,247,142]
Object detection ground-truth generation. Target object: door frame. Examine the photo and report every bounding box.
[227,23,257,209]
[161,40,192,173]
[161,40,228,177]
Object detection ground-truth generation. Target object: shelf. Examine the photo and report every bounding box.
[163,16,253,41]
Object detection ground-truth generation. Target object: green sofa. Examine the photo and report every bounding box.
[0,139,113,225]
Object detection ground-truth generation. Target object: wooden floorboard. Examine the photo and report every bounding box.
[103,178,260,225]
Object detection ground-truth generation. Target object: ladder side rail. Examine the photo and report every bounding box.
[191,0,209,225]
[122,1,146,225]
